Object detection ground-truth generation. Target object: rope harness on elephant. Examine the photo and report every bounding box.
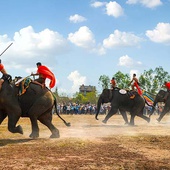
[118,88,136,99]
[15,77,32,95]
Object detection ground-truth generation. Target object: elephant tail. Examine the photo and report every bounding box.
[53,96,71,127]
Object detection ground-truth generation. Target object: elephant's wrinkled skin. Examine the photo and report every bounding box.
[0,79,70,138]
[96,89,150,126]
[150,90,170,122]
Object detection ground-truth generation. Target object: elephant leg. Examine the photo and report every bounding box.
[102,108,118,124]
[129,112,136,126]
[0,112,7,124]
[29,116,39,139]
[136,110,150,123]
[157,106,170,122]
[8,114,23,134]
[38,113,60,138]
[119,110,128,124]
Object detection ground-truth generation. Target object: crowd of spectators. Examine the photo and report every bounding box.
[53,103,111,115]
[53,102,165,115]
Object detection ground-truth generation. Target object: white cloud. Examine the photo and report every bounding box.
[146,23,170,44]
[90,1,106,8]
[126,0,162,8]
[67,70,87,94]
[0,34,10,43]
[118,55,142,67]
[69,14,87,23]
[68,26,106,55]
[91,1,124,18]
[103,30,143,48]
[12,26,69,58]
[68,26,95,49]
[0,26,69,78]
[105,1,124,18]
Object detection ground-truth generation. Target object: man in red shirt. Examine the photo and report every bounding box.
[0,59,11,89]
[163,81,170,101]
[129,73,142,95]
[31,62,56,89]
[110,77,116,89]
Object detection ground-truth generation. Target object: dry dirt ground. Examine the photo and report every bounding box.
[0,114,170,170]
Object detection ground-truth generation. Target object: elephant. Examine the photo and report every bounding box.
[95,88,150,125]
[0,77,70,138]
[150,90,170,122]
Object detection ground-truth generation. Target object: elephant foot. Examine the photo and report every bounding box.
[50,133,60,138]
[147,117,150,123]
[8,125,23,134]
[156,118,161,122]
[129,123,135,126]
[50,130,60,138]
[17,125,23,134]
[29,132,39,139]
[102,120,107,124]
[124,121,129,125]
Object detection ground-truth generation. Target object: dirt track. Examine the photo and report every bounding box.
[0,114,170,170]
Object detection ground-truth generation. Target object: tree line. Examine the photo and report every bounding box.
[99,66,170,94]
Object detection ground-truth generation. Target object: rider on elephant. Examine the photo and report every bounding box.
[129,73,142,95]
[162,81,170,101]
[110,77,116,89]
[0,59,12,90]
[31,62,56,89]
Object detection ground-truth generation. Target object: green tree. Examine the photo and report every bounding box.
[98,75,110,90]
[72,91,98,104]
[53,87,59,97]
[113,71,131,89]
[139,66,170,94]
[86,91,98,104]
[72,93,88,104]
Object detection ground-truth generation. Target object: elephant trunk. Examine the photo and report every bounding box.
[95,96,102,120]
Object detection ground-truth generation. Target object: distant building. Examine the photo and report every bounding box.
[79,84,96,95]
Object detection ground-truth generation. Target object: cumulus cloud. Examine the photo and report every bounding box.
[68,26,95,49]
[126,0,162,8]
[90,1,106,8]
[103,30,143,48]
[105,1,124,18]
[69,14,87,23]
[68,26,105,55]
[91,1,124,18]
[0,26,69,78]
[67,70,87,94]
[118,55,142,67]
[12,26,69,58]
[146,23,170,44]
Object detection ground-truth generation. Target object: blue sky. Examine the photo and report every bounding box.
[0,0,170,96]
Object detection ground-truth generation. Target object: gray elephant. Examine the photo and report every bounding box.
[150,90,170,122]
[0,77,70,138]
[96,89,150,125]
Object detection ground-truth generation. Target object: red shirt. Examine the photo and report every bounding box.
[111,79,116,87]
[165,82,170,90]
[37,65,56,88]
[0,63,4,71]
